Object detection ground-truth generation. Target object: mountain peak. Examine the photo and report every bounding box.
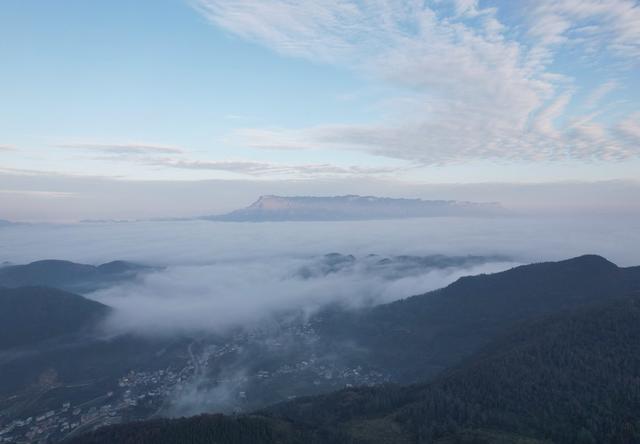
[556,254,618,270]
[248,195,292,210]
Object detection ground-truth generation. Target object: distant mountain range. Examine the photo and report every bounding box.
[203,195,505,222]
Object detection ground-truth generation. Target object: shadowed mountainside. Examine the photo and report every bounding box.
[0,286,110,350]
[310,254,640,382]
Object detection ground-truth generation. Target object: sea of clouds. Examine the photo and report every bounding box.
[1,215,638,336]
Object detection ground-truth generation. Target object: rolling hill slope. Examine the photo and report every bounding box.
[311,254,640,382]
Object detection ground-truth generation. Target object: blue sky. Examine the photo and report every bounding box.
[1,0,639,220]
[1,0,400,179]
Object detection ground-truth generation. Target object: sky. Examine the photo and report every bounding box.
[1,0,639,221]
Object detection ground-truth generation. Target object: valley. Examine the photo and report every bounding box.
[2,253,640,443]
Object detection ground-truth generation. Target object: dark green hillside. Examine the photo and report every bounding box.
[313,254,640,382]
[0,259,153,293]
[0,286,110,350]
[68,414,330,444]
[268,294,640,443]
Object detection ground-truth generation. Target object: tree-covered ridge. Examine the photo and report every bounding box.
[394,294,640,443]
[312,254,640,383]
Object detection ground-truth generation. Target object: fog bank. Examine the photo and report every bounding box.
[0,216,638,266]
[1,215,638,335]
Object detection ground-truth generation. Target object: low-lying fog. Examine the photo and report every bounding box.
[1,215,639,336]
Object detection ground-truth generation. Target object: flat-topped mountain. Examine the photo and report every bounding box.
[204,195,504,222]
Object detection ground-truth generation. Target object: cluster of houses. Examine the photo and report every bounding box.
[0,363,197,443]
[0,399,118,443]
[2,322,390,443]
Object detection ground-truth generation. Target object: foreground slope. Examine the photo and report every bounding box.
[74,295,640,444]
[72,265,640,443]
[268,294,640,443]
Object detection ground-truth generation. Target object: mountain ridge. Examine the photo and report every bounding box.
[308,253,640,382]
[0,259,155,293]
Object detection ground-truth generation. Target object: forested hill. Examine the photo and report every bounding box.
[72,292,640,443]
[0,259,153,293]
[267,293,640,443]
[0,286,110,350]
[310,254,640,382]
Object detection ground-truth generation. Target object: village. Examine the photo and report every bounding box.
[0,326,389,444]
[0,364,190,443]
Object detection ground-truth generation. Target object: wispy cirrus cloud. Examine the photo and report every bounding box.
[60,139,407,178]
[59,142,185,155]
[525,0,640,57]
[613,113,640,144]
[0,189,75,198]
[145,157,404,177]
[584,81,618,109]
[194,0,640,166]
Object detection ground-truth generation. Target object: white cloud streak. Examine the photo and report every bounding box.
[60,140,406,178]
[584,80,618,109]
[59,143,185,155]
[0,189,75,198]
[146,157,402,177]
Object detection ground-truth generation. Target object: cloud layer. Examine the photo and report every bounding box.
[91,254,516,336]
[196,0,640,165]
[2,216,639,335]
